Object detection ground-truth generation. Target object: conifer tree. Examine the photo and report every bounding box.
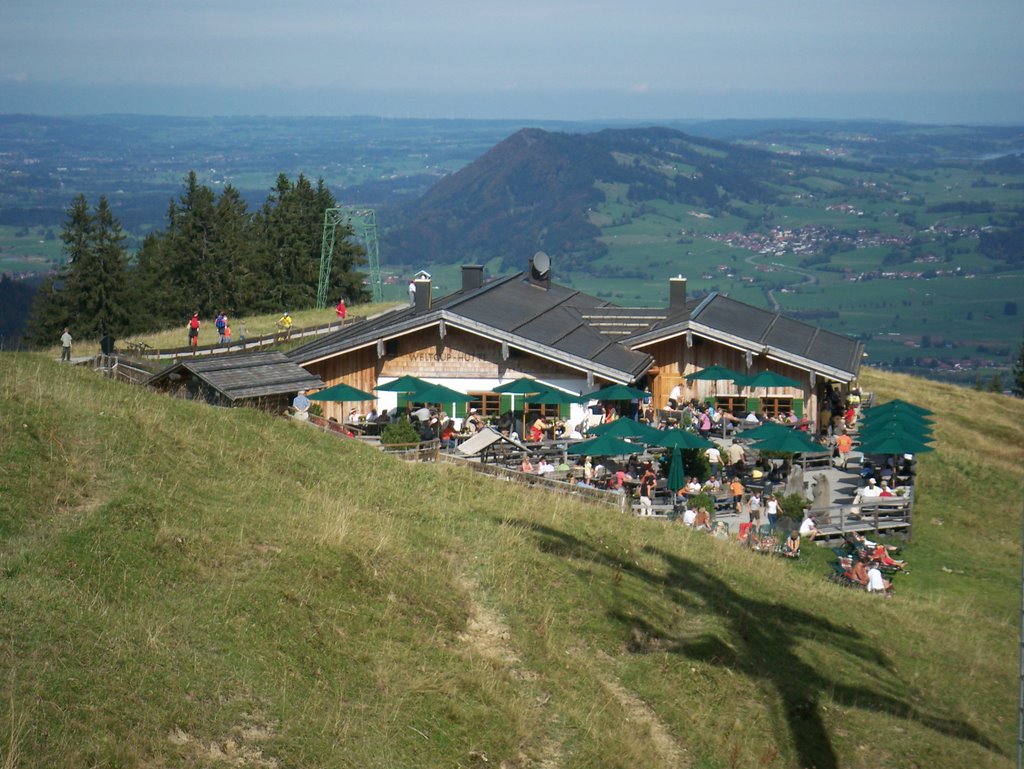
[74,196,130,339]
[25,195,89,346]
[1011,340,1024,398]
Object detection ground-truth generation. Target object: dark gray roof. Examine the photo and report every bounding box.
[624,293,863,380]
[146,352,323,401]
[290,273,654,383]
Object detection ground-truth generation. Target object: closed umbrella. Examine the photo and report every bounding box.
[667,445,686,493]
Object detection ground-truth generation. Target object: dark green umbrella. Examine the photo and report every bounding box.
[412,383,474,405]
[860,410,934,427]
[566,434,641,457]
[869,399,933,417]
[588,418,661,441]
[858,421,933,440]
[493,377,543,395]
[858,434,935,455]
[525,388,583,405]
[667,446,686,492]
[493,377,544,427]
[373,374,432,394]
[586,383,649,401]
[738,421,796,442]
[749,431,822,454]
[743,370,803,390]
[309,382,376,402]
[649,428,714,450]
[685,365,748,384]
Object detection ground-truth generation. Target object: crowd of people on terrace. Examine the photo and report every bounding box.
[297,376,913,594]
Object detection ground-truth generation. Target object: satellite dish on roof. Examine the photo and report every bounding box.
[532,251,550,277]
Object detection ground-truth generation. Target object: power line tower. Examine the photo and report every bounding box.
[317,206,382,308]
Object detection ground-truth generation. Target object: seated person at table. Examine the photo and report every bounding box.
[520,455,535,473]
[466,408,485,432]
[537,458,556,475]
[440,419,458,450]
[366,407,379,423]
[782,530,801,557]
[682,507,698,526]
[686,476,702,495]
[530,416,552,442]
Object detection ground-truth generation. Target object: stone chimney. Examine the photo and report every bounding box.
[462,264,484,292]
[670,275,687,310]
[413,275,432,312]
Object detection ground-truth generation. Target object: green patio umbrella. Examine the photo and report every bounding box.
[493,377,544,432]
[860,410,934,427]
[492,377,543,396]
[308,382,376,401]
[743,370,803,390]
[412,383,474,405]
[857,434,935,455]
[858,420,933,440]
[585,383,649,401]
[667,445,686,493]
[566,434,641,457]
[524,388,583,405]
[749,431,823,454]
[868,399,934,417]
[649,428,714,450]
[685,365,748,384]
[588,418,661,441]
[373,374,432,395]
[738,421,796,442]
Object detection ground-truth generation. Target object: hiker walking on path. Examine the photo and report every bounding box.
[187,312,200,351]
[276,311,293,341]
[336,298,347,321]
[60,327,73,361]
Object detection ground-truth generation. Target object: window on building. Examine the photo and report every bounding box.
[759,397,793,419]
[715,395,746,415]
[467,392,502,418]
[525,403,562,421]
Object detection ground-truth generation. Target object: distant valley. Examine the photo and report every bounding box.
[1,114,1022,384]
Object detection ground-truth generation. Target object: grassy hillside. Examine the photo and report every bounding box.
[1,356,1021,768]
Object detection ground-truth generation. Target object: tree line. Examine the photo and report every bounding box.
[27,172,368,347]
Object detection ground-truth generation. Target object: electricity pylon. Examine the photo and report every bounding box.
[317,207,382,308]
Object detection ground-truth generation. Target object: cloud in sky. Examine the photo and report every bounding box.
[2,0,1022,121]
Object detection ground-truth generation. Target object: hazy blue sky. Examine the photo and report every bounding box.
[3,0,1022,122]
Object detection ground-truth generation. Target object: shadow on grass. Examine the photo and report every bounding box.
[503,518,1004,769]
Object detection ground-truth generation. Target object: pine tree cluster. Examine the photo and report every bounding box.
[28,172,369,347]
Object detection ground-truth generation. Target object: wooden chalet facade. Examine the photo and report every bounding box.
[287,261,863,429]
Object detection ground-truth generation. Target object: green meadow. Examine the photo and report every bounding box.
[1,354,1021,768]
